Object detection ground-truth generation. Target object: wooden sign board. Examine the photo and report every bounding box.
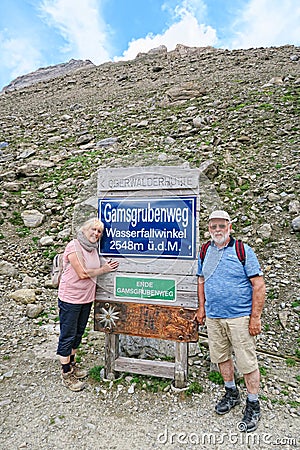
[94,301,199,342]
[95,165,200,342]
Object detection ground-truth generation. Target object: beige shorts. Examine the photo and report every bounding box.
[206,316,258,375]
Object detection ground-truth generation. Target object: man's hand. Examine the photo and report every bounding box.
[249,316,261,336]
[194,306,206,325]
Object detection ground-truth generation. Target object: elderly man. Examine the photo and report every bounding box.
[195,210,265,432]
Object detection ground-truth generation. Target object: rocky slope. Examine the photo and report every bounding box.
[0,44,299,449]
[1,59,95,92]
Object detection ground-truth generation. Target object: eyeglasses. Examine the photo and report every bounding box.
[209,224,227,230]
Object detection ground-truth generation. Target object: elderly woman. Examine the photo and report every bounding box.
[57,218,118,391]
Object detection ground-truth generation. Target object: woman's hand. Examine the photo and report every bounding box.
[101,259,119,274]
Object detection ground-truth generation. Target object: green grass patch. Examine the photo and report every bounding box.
[208,371,224,385]
[240,182,250,191]
[258,103,274,110]
[9,211,23,226]
[286,358,296,367]
[267,290,276,300]
[288,400,300,407]
[43,249,57,259]
[89,365,104,382]
[228,102,250,111]
[185,381,203,396]
[259,366,267,376]
[129,375,171,393]
[82,327,91,339]
[17,226,31,237]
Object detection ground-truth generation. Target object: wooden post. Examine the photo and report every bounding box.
[174,342,188,388]
[104,333,119,380]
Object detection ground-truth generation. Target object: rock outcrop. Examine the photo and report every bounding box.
[1,58,95,92]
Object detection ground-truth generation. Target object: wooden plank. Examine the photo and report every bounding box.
[100,189,200,198]
[94,301,199,342]
[95,270,199,308]
[97,268,198,286]
[104,334,119,380]
[117,259,199,273]
[174,342,188,388]
[114,356,175,379]
[95,291,198,308]
[98,166,200,193]
[97,259,199,277]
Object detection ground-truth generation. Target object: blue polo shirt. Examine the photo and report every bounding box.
[197,238,263,319]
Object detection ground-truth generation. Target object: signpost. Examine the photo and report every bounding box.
[95,165,200,387]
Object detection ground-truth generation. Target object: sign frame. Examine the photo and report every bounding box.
[99,195,197,259]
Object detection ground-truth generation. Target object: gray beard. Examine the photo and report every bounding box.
[210,232,230,246]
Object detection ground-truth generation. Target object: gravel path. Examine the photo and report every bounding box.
[0,299,299,450]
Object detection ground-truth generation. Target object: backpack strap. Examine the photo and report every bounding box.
[200,239,246,266]
[235,239,246,266]
[200,241,211,264]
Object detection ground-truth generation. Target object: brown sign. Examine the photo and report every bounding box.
[94,301,199,342]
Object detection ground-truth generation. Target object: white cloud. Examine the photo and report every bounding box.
[230,0,300,48]
[0,34,42,82]
[163,0,207,21]
[39,0,111,63]
[117,3,218,61]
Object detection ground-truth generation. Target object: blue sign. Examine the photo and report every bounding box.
[99,197,196,259]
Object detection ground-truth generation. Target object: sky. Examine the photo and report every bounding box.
[0,0,299,90]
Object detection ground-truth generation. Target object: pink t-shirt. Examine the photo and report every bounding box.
[58,239,100,304]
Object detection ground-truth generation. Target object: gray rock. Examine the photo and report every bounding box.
[199,159,218,179]
[147,45,167,55]
[57,228,71,240]
[96,137,118,147]
[26,303,44,319]
[289,200,300,214]
[39,236,54,246]
[0,260,17,277]
[76,134,94,146]
[292,216,300,231]
[21,210,44,227]
[163,82,205,104]
[22,275,39,288]
[10,289,36,304]
[257,223,272,239]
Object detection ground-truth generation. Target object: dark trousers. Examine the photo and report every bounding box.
[57,299,92,357]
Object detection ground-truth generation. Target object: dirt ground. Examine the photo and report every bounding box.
[0,313,299,450]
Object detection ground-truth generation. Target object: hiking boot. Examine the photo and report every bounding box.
[215,387,241,415]
[238,399,261,432]
[61,369,85,391]
[71,362,88,379]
